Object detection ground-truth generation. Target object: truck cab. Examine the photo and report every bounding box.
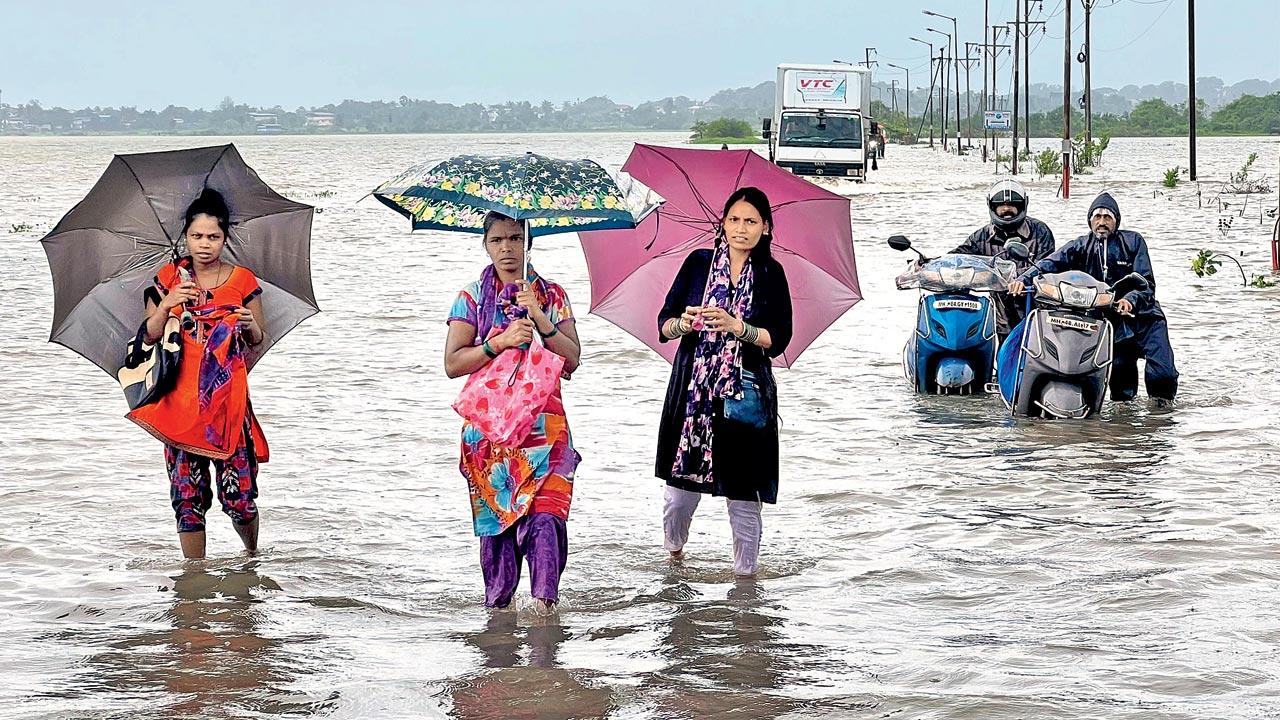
[766,63,873,181]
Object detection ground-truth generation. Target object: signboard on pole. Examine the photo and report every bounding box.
[984,110,1011,130]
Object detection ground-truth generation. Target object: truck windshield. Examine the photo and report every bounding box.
[779,113,863,149]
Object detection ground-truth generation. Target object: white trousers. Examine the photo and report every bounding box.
[662,485,762,576]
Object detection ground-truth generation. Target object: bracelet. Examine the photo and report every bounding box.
[736,321,759,345]
[482,340,499,358]
[538,324,559,339]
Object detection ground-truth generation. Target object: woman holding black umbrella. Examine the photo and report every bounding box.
[128,189,270,560]
[656,187,792,577]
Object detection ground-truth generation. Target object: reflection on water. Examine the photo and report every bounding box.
[444,612,614,720]
[48,563,334,718]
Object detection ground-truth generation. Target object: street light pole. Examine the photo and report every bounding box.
[1188,0,1197,181]
[925,10,961,154]
[1062,0,1071,198]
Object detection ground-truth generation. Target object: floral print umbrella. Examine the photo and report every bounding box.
[372,152,659,237]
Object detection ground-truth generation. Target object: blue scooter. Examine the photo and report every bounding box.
[890,235,1025,395]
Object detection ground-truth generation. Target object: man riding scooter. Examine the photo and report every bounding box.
[955,180,1056,343]
[1009,191,1178,403]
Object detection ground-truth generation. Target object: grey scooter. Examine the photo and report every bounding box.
[995,270,1149,419]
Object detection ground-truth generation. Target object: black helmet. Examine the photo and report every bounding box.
[987,180,1028,232]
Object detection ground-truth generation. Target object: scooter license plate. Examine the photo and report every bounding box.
[1048,315,1097,333]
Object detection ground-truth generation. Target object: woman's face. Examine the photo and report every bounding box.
[484,218,525,273]
[186,214,226,264]
[722,199,767,254]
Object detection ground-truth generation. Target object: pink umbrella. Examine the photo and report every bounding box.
[580,144,861,367]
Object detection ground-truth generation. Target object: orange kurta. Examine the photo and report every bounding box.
[128,262,269,462]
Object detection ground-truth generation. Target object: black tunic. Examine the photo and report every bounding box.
[655,249,793,503]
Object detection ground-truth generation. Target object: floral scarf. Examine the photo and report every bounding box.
[475,263,550,343]
[672,240,755,483]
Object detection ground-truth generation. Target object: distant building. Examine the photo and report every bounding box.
[256,123,286,134]
[247,111,279,126]
[305,112,336,128]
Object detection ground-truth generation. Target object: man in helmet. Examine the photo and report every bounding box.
[953,179,1056,339]
[1009,191,1177,403]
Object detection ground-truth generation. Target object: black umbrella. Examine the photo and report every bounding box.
[39,144,318,376]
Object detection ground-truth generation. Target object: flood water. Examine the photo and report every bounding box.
[1,132,1278,719]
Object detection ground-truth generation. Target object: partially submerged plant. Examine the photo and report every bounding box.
[1225,152,1272,194]
[1191,248,1247,286]
[1035,148,1062,177]
[1250,274,1276,288]
[9,222,34,233]
[1162,167,1180,188]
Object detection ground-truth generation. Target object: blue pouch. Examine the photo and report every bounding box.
[723,370,768,429]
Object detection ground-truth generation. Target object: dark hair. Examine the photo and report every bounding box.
[721,186,774,262]
[182,188,231,237]
[482,210,531,248]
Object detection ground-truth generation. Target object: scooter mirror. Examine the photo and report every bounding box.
[1004,240,1030,262]
[888,235,912,251]
[1113,271,1150,295]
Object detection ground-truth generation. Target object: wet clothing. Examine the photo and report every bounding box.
[129,260,269,531]
[954,216,1056,334]
[479,512,568,608]
[663,485,762,576]
[129,261,269,462]
[1110,318,1179,400]
[656,248,792,504]
[448,265,580,538]
[167,420,259,532]
[1019,192,1178,400]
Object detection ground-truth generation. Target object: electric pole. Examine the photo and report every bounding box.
[1062,0,1072,198]
[1083,0,1096,147]
[1189,0,1197,180]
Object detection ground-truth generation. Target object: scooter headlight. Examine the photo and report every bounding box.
[940,266,976,288]
[1058,283,1098,308]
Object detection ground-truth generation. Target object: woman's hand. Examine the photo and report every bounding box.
[699,306,744,335]
[159,281,199,312]
[234,306,263,342]
[492,318,535,352]
[514,281,550,331]
[680,305,702,332]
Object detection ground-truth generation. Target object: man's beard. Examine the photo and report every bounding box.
[1092,228,1112,242]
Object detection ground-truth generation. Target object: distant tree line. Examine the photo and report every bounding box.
[2,85,1276,137]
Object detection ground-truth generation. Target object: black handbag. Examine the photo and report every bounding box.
[722,370,769,429]
[118,316,182,410]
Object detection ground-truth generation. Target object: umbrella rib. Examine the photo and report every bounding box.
[646,146,721,224]
[120,157,177,249]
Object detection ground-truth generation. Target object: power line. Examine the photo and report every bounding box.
[1097,0,1174,51]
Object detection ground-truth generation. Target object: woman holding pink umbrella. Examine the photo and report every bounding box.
[655,187,792,577]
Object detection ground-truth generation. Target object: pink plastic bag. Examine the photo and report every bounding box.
[453,340,565,447]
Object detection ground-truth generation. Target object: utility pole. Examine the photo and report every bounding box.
[888,63,912,140]
[988,25,1010,161]
[925,10,961,154]
[1062,0,1072,198]
[1083,0,1096,147]
[910,37,937,147]
[926,26,951,150]
[983,0,990,154]
[1011,4,1021,173]
[1022,0,1045,155]
[1188,0,1197,180]
[890,78,898,114]
[862,47,878,69]
[962,44,983,150]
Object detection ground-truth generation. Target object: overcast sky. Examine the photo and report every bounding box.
[2,0,1276,110]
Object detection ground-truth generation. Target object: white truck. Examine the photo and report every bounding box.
[765,63,873,181]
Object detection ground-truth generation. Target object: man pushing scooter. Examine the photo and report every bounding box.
[1009,191,1179,404]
